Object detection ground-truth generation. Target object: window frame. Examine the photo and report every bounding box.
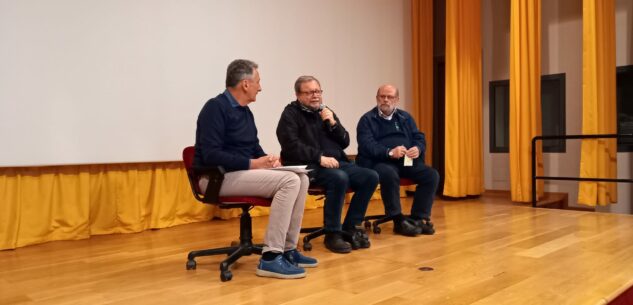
[489,73,566,153]
[617,65,633,152]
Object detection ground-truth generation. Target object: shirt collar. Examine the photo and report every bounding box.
[223,90,241,108]
[377,107,397,120]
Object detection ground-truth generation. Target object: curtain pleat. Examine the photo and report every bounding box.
[578,0,617,206]
[509,0,544,202]
[0,163,325,250]
[443,0,484,197]
[411,0,434,166]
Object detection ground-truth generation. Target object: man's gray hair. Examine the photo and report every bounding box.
[294,75,321,93]
[226,59,258,88]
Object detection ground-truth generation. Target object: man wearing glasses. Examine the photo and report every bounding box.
[356,84,439,237]
[276,75,379,254]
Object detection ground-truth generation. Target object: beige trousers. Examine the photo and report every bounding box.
[199,169,309,253]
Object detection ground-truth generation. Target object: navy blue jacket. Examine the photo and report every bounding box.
[356,108,426,168]
[193,91,265,172]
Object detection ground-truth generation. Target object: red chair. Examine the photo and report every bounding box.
[363,178,416,233]
[182,146,272,282]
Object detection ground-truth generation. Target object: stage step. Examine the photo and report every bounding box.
[534,192,568,209]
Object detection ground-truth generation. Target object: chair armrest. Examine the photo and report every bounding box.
[193,166,226,203]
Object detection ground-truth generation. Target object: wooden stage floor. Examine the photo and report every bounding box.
[1,193,633,305]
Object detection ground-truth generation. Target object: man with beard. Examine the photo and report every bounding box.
[356,84,439,237]
[276,75,378,254]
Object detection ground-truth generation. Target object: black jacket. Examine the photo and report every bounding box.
[276,101,350,167]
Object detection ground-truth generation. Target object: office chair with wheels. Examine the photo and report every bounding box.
[182,146,272,282]
[363,178,416,234]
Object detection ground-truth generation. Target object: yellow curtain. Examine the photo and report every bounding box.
[411,0,434,166]
[0,163,324,250]
[509,0,544,202]
[578,0,617,206]
[443,0,484,197]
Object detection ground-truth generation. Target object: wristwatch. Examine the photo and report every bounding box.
[388,150,394,157]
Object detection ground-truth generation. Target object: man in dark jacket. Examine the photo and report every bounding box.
[194,60,317,279]
[276,75,379,254]
[356,84,439,236]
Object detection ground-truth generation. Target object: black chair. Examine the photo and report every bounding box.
[182,146,272,282]
[363,178,416,234]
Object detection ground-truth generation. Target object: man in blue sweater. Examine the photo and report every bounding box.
[356,84,439,237]
[194,59,316,279]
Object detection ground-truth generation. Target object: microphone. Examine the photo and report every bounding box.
[318,104,332,128]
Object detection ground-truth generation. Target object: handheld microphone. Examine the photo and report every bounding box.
[318,104,332,128]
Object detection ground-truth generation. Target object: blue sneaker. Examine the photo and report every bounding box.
[256,255,306,279]
[283,249,319,268]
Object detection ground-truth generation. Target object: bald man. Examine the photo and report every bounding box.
[356,84,439,237]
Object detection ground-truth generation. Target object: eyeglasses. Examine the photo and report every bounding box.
[300,90,324,96]
[377,94,398,101]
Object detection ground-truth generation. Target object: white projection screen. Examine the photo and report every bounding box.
[0,0,411,167]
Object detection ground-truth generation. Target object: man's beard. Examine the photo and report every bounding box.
[380,105,395,115]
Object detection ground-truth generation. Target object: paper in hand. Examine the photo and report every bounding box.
[404,156,413,167]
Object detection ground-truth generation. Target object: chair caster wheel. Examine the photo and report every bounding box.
[186,259,197,270]
[220,270,233,282]
[303,242,312,251]
[373,225,381,234]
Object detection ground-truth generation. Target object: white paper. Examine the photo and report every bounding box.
[403,156,413,167]
[268,165,311,174]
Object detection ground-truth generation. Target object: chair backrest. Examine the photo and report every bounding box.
[183,146,196,177]
[182,146,205,200]
[182,146,225,203]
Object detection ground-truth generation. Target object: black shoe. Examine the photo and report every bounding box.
[410,218,435,235]
[342,230,361,250]
[343,227,371,249]
[393,219,419,237]
[324,232,352,253]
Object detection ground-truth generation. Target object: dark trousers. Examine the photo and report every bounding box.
[311,161,379,232]
[372,160,439,220]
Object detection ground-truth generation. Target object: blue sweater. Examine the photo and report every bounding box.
[193,91,265,172]
[356,108,426,168]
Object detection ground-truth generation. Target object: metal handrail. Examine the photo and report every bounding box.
[531,134,633,207]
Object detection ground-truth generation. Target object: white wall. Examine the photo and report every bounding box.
[0,0,411,167]
[482,0,633,214]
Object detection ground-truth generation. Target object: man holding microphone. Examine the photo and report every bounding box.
[276,76,378,254]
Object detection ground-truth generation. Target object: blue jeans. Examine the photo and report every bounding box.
[311,161,379,232]
[372,160,439,220]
